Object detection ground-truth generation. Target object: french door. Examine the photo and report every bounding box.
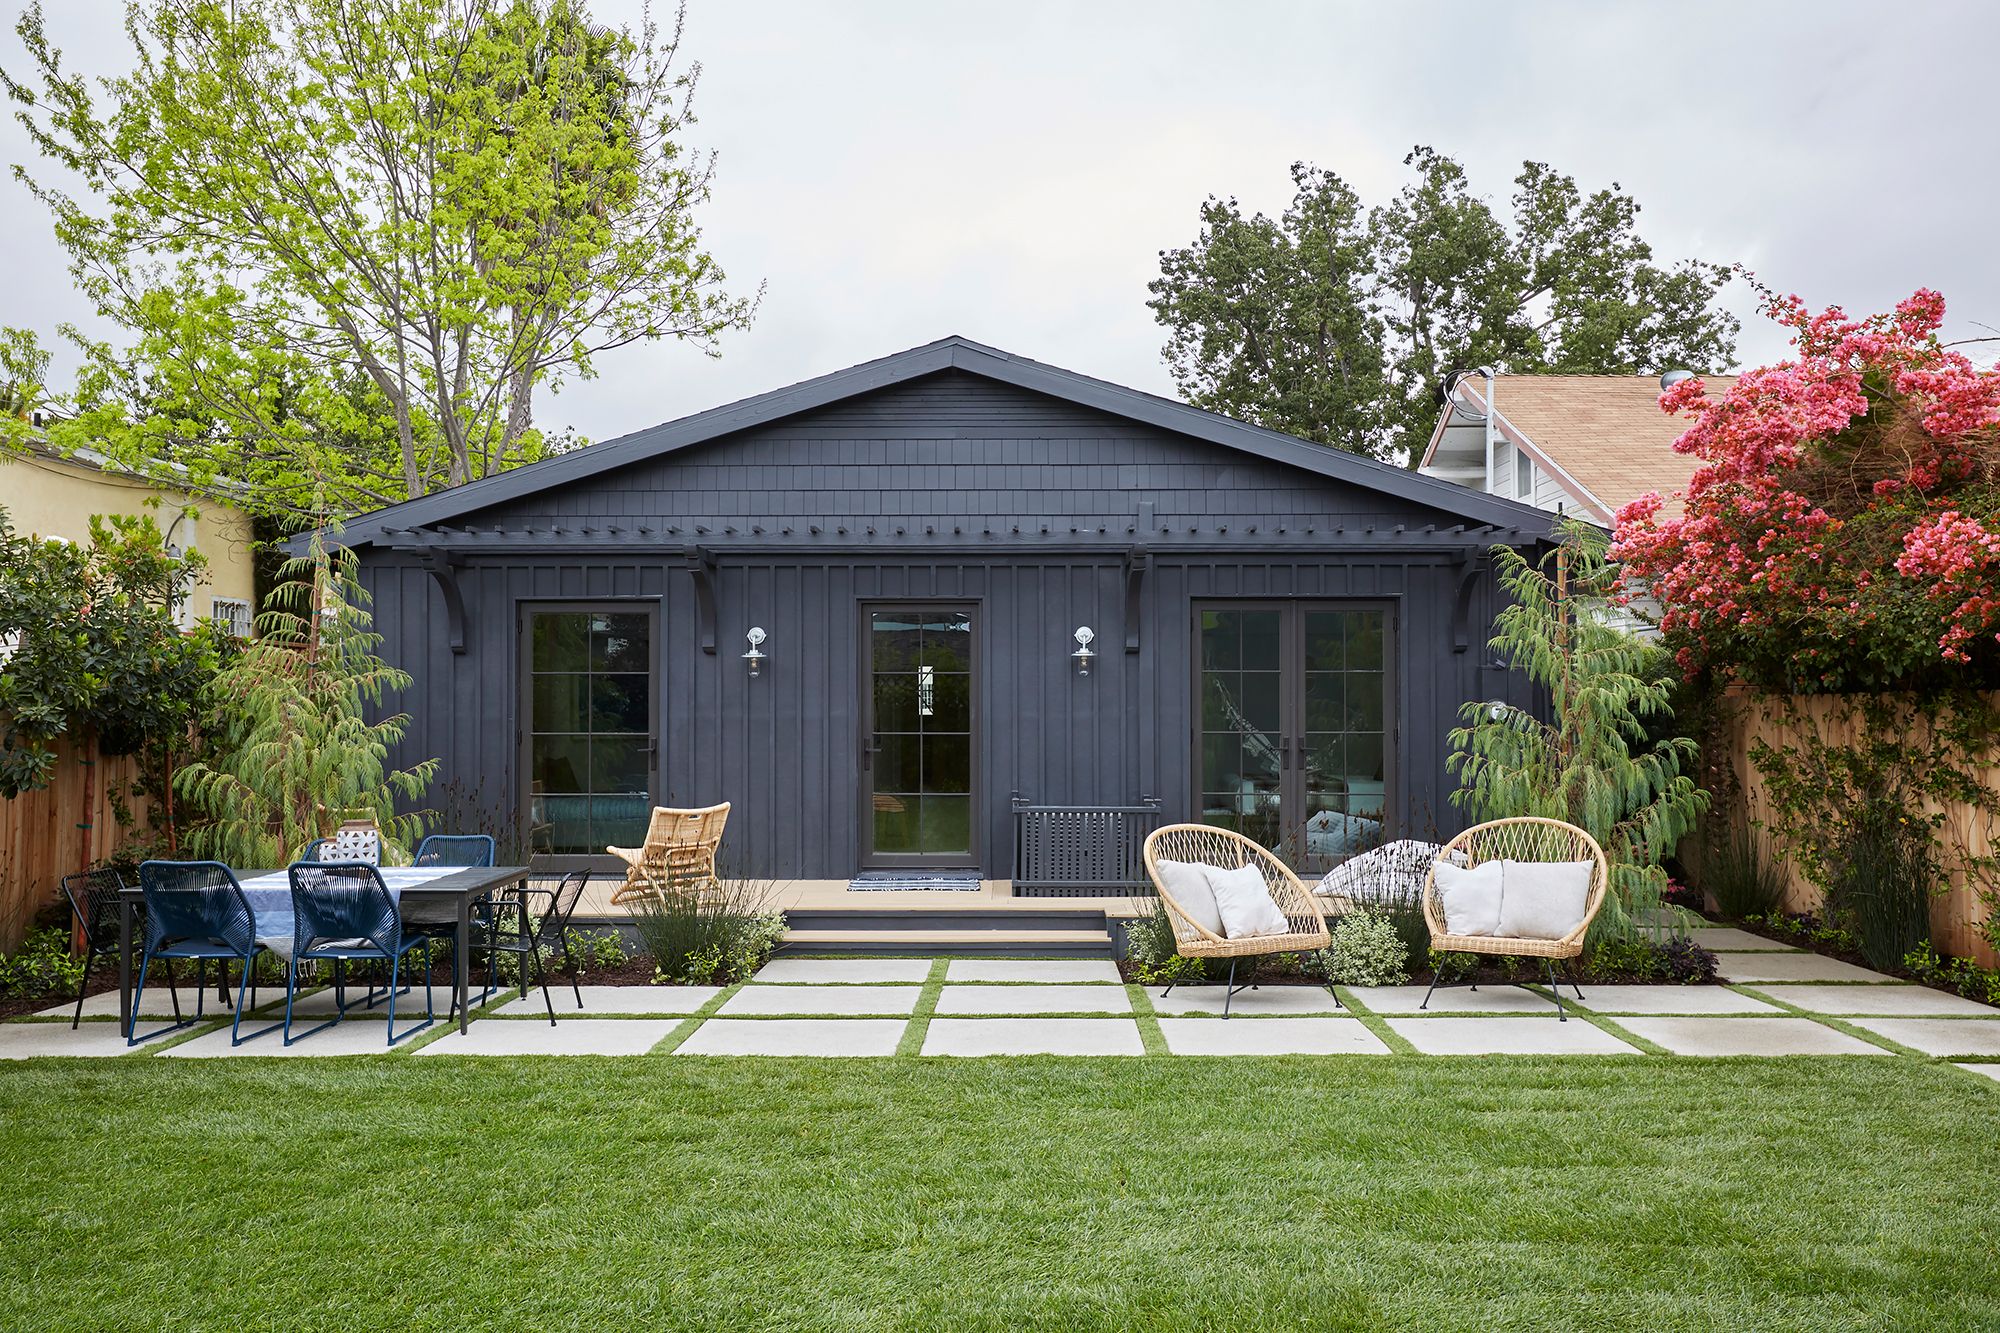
[861,605,977,866]
[1193,601,1394,867]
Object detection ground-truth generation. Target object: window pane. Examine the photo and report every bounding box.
[917,795,971,853]
[1241,610,1282,670]
[922,735,970,793]
[874,674,921,732]
[1200,611,1240,670]
[531,735,589,794]
[591,614,651,672]
[531,615,590,672]
[591,675,650,733]
[532,675,589,733]
[870,613,926,671]
[590,794,650,851]
[928,672,971,731]
[1239,671,1281,734]
[920,614,973,672]
[591,736,651,796]
[1304,672,1344,732]
[1346,673,1385,732]
[875,734,921,791]
[1303,612,1346,671]
[873,795,917,852]
[1346,613,1385,673]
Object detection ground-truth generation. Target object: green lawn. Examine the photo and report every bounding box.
[1,1057,1996,1331]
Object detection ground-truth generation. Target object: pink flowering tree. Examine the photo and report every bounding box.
[1612,289,2000,690]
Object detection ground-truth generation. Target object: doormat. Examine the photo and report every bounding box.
[847,871,983,892]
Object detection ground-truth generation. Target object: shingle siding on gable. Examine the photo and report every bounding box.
[460,371,1452,538]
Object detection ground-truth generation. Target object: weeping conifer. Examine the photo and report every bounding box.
[176,530,435,865]
[1447,520,1706,947]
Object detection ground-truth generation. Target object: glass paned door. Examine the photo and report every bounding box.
[1196,609,1285,850]
[1195,603,1391,866]
[525,608,655,854]
[865,607,974,864]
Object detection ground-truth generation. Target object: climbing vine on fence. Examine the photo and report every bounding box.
[1747,692,2000,965]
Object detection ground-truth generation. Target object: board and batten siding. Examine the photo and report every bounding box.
[362,548,1526,880]
[355,367,1537,879]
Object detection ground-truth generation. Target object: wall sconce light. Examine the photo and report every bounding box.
[742,626,768,678]
[1072,626,1096,677]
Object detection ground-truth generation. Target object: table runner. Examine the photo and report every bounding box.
[238,866,463,958]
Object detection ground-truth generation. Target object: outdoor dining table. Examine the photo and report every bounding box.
[116,865,532,1036]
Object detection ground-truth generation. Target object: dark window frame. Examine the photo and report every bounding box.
[1189,598,1399,870]
[858,599,982,871]
[517,599,661,869]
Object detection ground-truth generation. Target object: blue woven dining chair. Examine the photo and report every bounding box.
[301,838,328,861]
[131,861,277,1047]
[414,834,496,867]
[284,862,434,1047]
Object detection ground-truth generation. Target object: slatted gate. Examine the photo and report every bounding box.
[1010,796,1164,897]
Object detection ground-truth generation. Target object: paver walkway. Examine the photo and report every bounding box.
[5,925,1997,1081]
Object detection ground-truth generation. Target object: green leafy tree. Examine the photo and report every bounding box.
[1149,147,1739,462]
[0,504,215,799]
[1446,521,1707,945]
[175,532,436,865]
[4,0,757,518]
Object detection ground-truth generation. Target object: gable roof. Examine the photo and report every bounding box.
[1422,373,1735,522]
[333,335,1563,548]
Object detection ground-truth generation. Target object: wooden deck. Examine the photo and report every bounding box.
[575,878,1153,921]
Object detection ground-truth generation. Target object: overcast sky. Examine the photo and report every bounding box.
[5,1,1997,447]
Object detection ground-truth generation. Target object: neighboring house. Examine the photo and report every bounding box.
[3,441,258,636]
[1416,371,1737,523]
[326,336,1560,883]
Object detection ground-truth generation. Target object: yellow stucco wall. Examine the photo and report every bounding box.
[3,451,258,621]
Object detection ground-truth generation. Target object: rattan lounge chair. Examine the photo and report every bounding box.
[607,803,730,904]
[1420,816,1609,1019]
[1141,824,1336,1016]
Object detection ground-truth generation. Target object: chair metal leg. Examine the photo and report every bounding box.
[1420,970,1442,1012]
[1223,958,1238,1020]
[1544,958,1568,1022]
[163,957,181,1024]
[229,955,281,1045]
[1319,949,1343,1009]
[126,953,150,1044]
[72,950,93,1029]
[562,933,583,1008]
[531,941,556,1026]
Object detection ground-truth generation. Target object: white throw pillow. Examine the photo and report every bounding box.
[1496,860,1595,940]
[1154,859,1226,938]
[1206,863,1292,939]
[1432,860,1505,937]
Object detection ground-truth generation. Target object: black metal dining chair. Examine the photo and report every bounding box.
[463,870,591,1024]
[60,867,181,1030]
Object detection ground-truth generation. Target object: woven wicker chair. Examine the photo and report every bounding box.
[607,803,730,904]
[1421,816,1609,1020]
[1142,824,1335,1016]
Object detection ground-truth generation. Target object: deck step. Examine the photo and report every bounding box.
[783,907,1106,934]
[778,928,1113,958]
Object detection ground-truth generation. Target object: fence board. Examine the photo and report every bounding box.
[0,737,152,950]
[1714,691,1997,967]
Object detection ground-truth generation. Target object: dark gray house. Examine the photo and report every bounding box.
[332,337,1557,883]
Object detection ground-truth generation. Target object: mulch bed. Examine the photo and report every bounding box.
[0,955,682,1021]
[1112,959,1690,988]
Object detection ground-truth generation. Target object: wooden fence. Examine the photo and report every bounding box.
[0,737,153,951]
[1711,691,1998,967]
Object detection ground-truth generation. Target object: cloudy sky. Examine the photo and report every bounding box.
[4,0,1996,447]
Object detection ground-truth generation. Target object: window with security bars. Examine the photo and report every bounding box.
[210,597,252,638]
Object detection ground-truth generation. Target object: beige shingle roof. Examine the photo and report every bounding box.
[1486,373,1736,520]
